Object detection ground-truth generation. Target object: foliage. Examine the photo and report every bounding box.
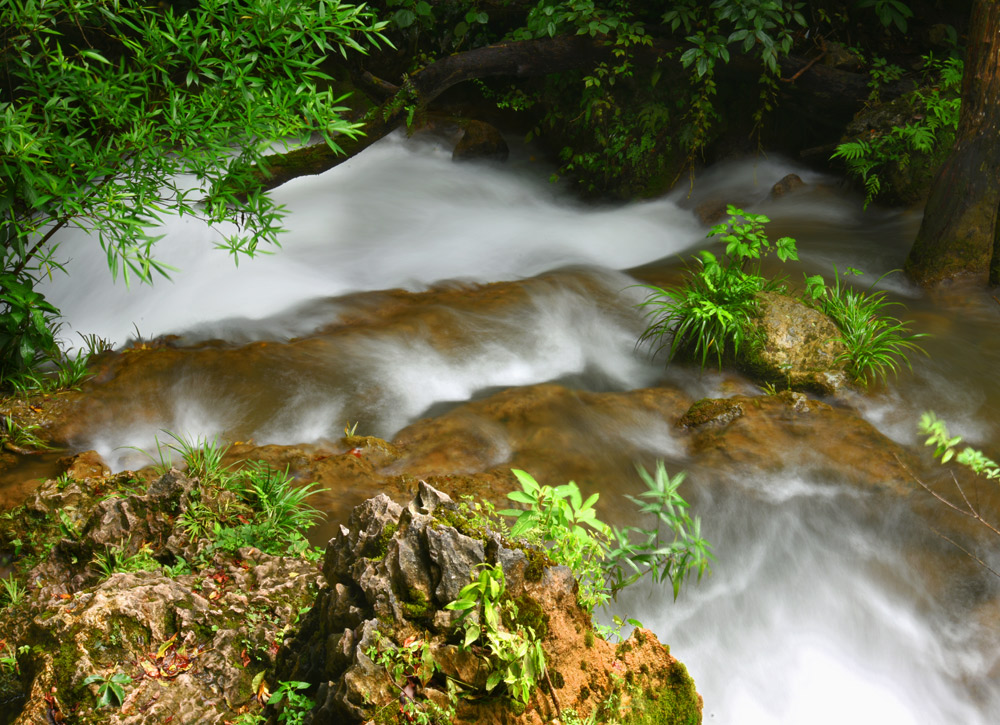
[857,0,913,34]
[268,681,314,725]
[920,413,1000,479]
[0,575,25,609]
[911,413,1000,577]
[82,670,133,708]
[638,206,795,369]
[0,271,59,383]
[804,267,926,386]
[92,542,161,579]
[501,464,713,608]
[445,462,711,705]
[445,562,547,705]
[365,631,456,724]
[136,434,326,560]
[0,0,389,379]
[833,55,963,207]
[229,461,327,540]
[0,414,52,451]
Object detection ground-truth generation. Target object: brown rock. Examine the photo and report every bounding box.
[769,173,805,198]
[453,120,509,162]
[742,291,850,395]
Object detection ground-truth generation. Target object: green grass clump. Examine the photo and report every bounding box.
[805,267,926,387]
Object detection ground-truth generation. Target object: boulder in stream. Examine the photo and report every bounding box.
[740,291,850,395]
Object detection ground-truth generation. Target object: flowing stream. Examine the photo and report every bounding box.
[26,133,1000,722]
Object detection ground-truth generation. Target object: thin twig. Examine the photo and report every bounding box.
[893,452,1000,577]
[543,669,563,720]
[781,51,826,83]
[926,525,1000,580]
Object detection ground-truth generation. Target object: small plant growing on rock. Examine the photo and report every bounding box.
[268,680,315,725]
[446,562,547,705]
[804,267,926,387]
[638,206,796,369]
[82,670,133,708]
[639,206,926,387]
[502,462,713,608]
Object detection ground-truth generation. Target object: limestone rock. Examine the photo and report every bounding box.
[742,291,850,395]
[769,173,805,198]
[280,483,702,725]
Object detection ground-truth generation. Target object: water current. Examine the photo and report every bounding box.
[31,133,1000,723]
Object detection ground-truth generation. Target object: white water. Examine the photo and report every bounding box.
[37,134,1000,723]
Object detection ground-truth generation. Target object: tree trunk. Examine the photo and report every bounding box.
[905,0,1000,286]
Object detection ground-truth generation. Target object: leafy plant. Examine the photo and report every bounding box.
[445,563,547,705]
[920,413,999,479]
[82,671,133,708]
[0,415,52,451]
[92,542,161,579]
[638,206,796,369]
[906,413,1000,577]
[857,0,913,34]
[268,680,314,725]
[1,0,390,382]
[501,463,713,608]
[1,576,26,609]
[365,631,456,724]
[833,55,963,206]
[804,267,926,386]
[229,462,327,541]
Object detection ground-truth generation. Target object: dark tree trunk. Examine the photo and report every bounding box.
[905,0,1000,286]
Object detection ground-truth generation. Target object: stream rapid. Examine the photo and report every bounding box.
[30,133,1000,723]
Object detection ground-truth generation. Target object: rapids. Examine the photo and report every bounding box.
[27,133,1000,722]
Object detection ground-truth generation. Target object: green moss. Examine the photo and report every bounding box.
[584,629,595,648]
[370,522,398,561]
[622,660,701,725]
[433,505,489,543]
[507,594,548,640]
[523,547,553,583]
[400,587,433,622]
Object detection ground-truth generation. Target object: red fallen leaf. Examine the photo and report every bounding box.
[240,649,250,667]
[208,590,222,601]
[268,640,280,657]
[349,448,363,458]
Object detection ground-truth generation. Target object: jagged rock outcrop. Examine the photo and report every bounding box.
[278,481,703,724]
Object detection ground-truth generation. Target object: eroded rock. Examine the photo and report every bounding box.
[279,483,702,724]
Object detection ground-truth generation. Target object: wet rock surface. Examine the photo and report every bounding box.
[741,291,850,395]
